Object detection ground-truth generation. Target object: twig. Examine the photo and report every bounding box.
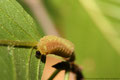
[48,69,61,80]
[0,40,38,48]
[64,70,70,80]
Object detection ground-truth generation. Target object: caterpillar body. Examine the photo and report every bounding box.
[37,35,75,61]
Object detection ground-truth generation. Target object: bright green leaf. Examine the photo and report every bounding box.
[0,0,45,80]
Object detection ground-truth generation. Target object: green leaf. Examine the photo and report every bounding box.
[43,0,120,78]
[0,0,45,80]
[16,0,35,18]
[16,0,45,35]
[0,0,43,41]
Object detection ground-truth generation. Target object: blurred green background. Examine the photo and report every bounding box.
[43,0,120,78]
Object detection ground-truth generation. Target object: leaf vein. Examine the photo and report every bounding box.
[0,7,36,41]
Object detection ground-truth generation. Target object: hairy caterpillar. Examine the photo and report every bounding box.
[36,35,83,80]
[36,35,75,62]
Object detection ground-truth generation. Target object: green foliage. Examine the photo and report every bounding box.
[0,0,44,80]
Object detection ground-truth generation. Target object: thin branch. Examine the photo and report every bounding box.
[48,69,61,80]
[0,40,38,48]
[64,70,70,80]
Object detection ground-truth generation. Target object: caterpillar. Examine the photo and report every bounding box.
[36,35,83,80]
[36,35,75,62]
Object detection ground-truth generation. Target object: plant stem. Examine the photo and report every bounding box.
[64,70,70,80]
[48,69,61,80]
[0,40,38,48]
